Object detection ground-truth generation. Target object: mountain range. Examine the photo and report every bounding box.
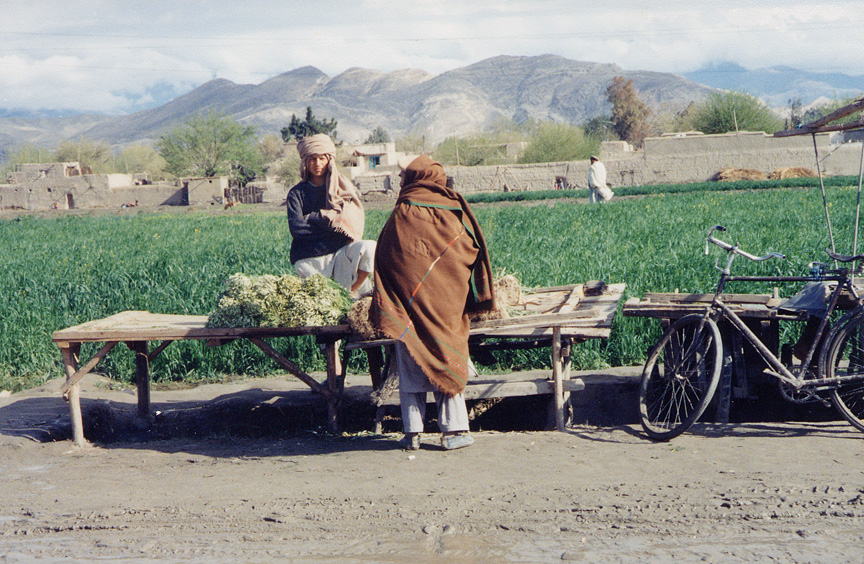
[683,62,864,108]
[2,54,862,156]
[0,55,715,154]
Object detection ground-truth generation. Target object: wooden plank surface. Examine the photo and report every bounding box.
[622,296,806,321]
[375,374,586,405]
[52,311,351,343]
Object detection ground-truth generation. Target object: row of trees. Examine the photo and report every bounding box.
[3,88,855,186]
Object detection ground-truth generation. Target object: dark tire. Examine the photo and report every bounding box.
[824,314,864,432]
[639,314,723,441]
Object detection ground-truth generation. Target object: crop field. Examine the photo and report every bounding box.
[2,184,862,392]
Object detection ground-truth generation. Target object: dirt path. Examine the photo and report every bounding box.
[2,375,863,563]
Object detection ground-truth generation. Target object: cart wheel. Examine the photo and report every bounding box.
[639,314,722,441]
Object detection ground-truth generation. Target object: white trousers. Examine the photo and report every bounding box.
[293,240,376,297]
[395,342,471,434]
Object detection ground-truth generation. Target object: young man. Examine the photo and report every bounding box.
[371,155,495,450]
[286,134,375,297]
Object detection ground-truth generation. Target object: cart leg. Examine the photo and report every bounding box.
[131,341,151,419]
[552,326,566,431]
[324,340,343,434]
[367,346,384,389]
[61,345,88,447]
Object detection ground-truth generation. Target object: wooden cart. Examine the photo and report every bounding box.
[52,282,625,445]
[622,292,807,420]
[52,311,351,446]
[347,282,626,432]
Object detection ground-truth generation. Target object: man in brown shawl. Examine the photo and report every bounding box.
[371,155,495,450]
[286,134,375,297]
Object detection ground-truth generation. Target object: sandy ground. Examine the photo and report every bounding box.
[2,373,864,564]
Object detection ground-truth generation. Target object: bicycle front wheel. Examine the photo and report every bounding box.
[824,313,864,432]
[639,314,723,441]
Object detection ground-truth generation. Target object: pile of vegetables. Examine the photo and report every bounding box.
[206,273,351,328]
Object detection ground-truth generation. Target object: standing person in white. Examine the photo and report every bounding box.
[588,155,613,203]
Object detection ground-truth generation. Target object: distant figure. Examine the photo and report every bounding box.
[588,156,613,203]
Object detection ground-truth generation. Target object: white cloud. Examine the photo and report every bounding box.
[1,0,863,113]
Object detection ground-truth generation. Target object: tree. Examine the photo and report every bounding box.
[395,134,429,155]
[271,146,302,189]
[606,76,652,147]
[280,107,338,142]
[686,91,783,135]
[6,143,54,165]
[787,97,803,129]
[582,116,616,141]
[54,138,112,173]
[112,144,168,179]
[434,134,510,166]
[364,126,391,144]
[799,95,864,127]
[156,112,262,185]
[518,122,599,164]
[257,134,285,165]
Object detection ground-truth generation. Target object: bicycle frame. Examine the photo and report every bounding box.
[705,242,864,391]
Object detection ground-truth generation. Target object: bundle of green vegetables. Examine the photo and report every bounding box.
[206,273,351,328]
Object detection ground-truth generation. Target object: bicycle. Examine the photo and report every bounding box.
[639,225,864,441]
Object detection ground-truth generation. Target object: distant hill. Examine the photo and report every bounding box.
[683,62,864,108]
[0,54,716,154]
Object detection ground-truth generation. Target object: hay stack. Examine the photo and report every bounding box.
[348,274,526,338]
[769,167,817,180]
[469,274,523,322]
[347,296,383,340]
[711,168,768,182]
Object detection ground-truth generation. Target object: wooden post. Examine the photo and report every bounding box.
[561,336,573,426]
[551,326,565,431]
[132,341,151,419]
[60,344,87,447]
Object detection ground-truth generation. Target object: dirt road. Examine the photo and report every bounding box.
[2,376,863,563]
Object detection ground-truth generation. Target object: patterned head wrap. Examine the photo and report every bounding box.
[296,134,364,242]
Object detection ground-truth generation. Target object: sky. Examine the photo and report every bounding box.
[3,0,864,116]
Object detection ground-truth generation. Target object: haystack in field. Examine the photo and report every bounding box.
[711,168,768,181]
[769,167,817,180]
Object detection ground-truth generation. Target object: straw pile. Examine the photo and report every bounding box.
[769,167,817,180]
[711,168,768,181]
[469,274,524,322]
[348,274,525,339]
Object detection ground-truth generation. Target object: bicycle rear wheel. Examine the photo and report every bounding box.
[639,314,723,441]
[824,313,864,432]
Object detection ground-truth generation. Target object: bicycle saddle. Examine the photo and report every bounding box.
[826,249,864,263]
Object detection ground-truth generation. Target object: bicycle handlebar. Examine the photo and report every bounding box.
[705,225,785,265]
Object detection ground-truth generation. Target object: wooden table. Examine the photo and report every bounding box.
[52,311,351,446]
[347,282,626,432]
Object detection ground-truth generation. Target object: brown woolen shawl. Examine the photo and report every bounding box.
[297,134,365,241]
[371,155,495,396]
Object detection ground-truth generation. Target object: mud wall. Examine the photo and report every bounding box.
[442,131,864,194]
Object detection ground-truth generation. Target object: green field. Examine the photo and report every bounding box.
[2,184,861,392]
